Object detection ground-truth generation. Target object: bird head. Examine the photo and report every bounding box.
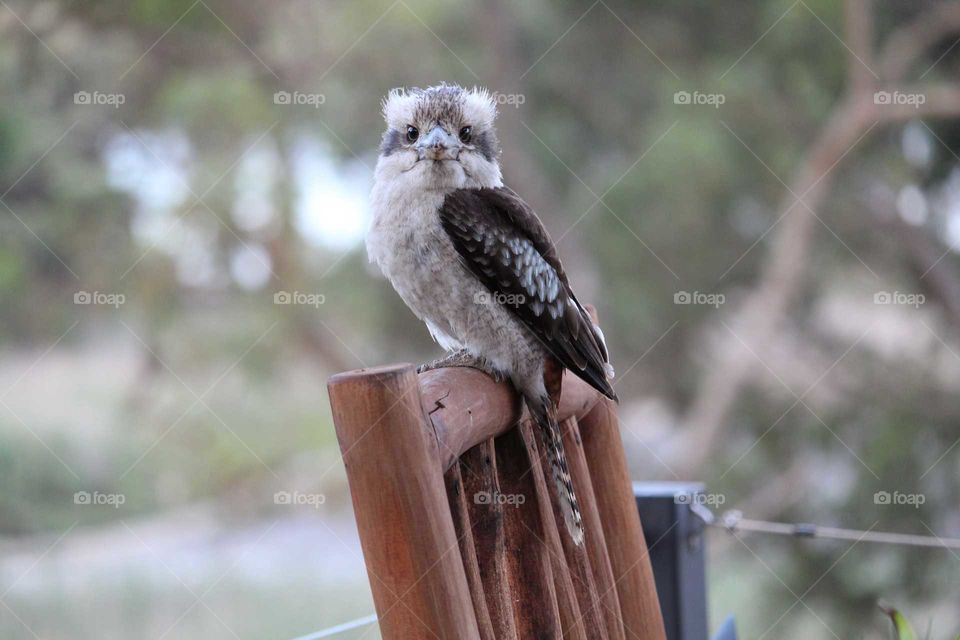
[375,84,502,190]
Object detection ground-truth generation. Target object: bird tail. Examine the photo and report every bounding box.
[528,396,584,546]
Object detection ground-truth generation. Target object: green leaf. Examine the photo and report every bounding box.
[879,605,916,640]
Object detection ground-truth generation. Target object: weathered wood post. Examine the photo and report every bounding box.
[328,345,667,639]
[328,364,480,640]
[580,398,667,639]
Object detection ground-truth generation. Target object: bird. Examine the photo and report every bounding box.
[366,83,616,545]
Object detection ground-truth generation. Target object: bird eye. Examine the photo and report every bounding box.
[406,126,419,142]
[459,126,472,144]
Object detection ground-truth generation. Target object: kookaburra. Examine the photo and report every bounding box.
[367,84,616,545]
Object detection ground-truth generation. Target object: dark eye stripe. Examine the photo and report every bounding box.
[381,126,498,160]
[379,128,403,156]
[473,130,497,161]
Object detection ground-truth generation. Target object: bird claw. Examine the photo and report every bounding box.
[417,350,504,382]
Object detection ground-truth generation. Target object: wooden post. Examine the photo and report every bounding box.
[328,342,667,639]
[328,364,480,640]
[562,417,627,640]
[580,398,667,640]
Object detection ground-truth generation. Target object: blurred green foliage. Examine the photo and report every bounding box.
[1,0,959,638]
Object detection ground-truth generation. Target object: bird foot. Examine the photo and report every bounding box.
[417,349,505,382]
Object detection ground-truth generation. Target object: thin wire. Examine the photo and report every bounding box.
[286,614,378,640]
[288,506,959,640]
[694,506,960,550]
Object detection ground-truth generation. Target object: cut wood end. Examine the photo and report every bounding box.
[328,362,415,387]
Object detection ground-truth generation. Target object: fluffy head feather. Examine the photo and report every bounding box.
[375,83,502,190]
[382,84,497,134]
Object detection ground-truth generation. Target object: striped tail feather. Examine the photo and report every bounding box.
[528,396,584,546]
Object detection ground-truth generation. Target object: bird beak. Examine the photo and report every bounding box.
[417,126,460,160]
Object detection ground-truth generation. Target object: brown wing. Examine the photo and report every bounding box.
[439,187,616,400]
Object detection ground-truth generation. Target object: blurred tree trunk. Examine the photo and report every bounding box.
[678,0,960,474]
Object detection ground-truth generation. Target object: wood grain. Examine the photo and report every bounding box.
[580,398,667,640]
[329,364,480,640]
[457,441,518,639]
[516,417,590,640]
[532,418,608,640]
[327,344,666,639]
[445,461,496,640]
[496,425,563,639]
[420,366,602,471]
[562,417,626,640]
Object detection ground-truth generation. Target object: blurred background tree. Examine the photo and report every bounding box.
[1,0,959,638]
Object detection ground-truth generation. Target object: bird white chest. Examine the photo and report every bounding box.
[367,164,542,378]
[367,183,465,347]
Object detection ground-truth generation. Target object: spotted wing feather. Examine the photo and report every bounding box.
[439,187,616,400]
